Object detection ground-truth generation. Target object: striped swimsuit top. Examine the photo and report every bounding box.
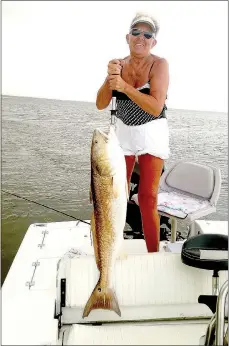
[115,63,167,126]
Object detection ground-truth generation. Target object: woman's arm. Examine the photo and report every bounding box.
[96,76,112,110]
[108,58,169,117]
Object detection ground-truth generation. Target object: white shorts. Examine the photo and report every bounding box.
[115,118,170,159]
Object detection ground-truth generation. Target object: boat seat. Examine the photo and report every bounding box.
[181,233,228,314]
[181,233,228,271]
[158,161,221,242]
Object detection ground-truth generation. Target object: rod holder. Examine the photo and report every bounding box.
[110,91,118,125]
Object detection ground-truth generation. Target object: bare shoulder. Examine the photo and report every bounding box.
[150,55,169,76]
[151,54,168,64]
[152,55,169,69]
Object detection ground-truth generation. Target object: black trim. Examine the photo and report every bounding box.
[198,294,218,314]
[115,88,150,100]
[61,278,66,307]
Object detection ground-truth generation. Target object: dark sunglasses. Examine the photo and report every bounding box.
[130,28,154,40]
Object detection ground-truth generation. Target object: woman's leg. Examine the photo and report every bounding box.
[138,154,164,252]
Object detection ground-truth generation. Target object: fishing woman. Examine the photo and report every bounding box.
[96,12,170,252]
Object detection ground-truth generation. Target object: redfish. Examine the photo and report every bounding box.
[82,126,128,318]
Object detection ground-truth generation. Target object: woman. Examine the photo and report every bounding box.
[96,12,170,252]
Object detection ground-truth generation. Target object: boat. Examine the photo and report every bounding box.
[2,218,228,345]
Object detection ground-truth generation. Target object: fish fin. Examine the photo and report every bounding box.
[112,177,119,199]
[82,280,121,318]
[91,211,100,270]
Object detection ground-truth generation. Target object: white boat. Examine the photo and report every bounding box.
[2,218,228,345]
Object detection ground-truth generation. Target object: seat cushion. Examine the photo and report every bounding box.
[158,191,210,218]
[181,234,228,271]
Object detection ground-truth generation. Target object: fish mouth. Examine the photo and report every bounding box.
[97,129,109,139]
[93,127,117,142]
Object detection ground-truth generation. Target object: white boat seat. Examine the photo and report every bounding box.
[158,161,221,240]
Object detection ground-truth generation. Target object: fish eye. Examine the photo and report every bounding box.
[95,140,98,144]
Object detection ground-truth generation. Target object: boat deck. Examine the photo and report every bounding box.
[2,219,228,345]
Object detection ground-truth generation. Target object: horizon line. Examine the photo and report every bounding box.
[2,94,227,115]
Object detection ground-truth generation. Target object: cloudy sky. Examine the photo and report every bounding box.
[2,1,228,112]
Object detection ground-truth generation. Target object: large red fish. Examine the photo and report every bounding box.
[82,126,128,318]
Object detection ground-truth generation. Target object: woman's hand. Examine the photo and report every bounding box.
[96,59,125,110]
[107,59,123,76]
[107,75,127,92]
[107,58,127,92]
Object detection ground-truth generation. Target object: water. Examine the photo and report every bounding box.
[2,95,228,284]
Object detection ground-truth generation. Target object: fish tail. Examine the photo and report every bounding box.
[82,280,121,318]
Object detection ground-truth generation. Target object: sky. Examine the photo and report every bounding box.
[2,1,228,112]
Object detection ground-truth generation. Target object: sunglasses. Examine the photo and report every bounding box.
[130,28,154,40]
